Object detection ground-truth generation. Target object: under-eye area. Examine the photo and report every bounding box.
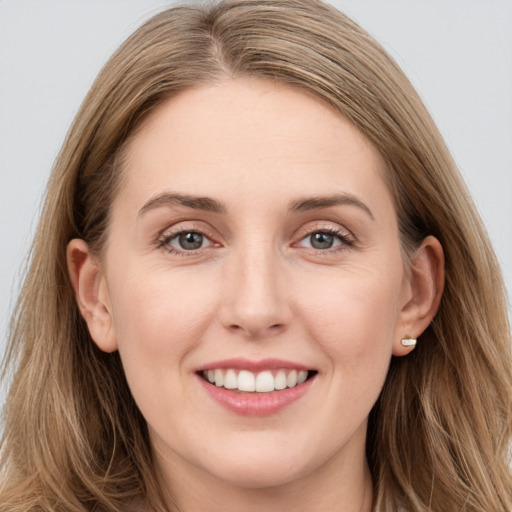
[198,369,318,393]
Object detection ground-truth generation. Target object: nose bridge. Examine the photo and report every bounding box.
[220,238,290,338]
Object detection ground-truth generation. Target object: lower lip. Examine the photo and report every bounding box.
[197,375,315,417]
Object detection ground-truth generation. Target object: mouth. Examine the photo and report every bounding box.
[198,368,318,393]
[195,358,318,416]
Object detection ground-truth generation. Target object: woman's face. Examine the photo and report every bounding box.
[84,78,419,491]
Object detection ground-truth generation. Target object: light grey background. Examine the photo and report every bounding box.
[1,0,511,389]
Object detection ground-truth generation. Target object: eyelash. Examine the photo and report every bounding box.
[157,225,355,256]
[157,226,217,256]
[297,227,355,253]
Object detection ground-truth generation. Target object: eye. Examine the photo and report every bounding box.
[159,229,216,254]
[171,231,208,251]
[297,229,353,251]
[304,232,340,250]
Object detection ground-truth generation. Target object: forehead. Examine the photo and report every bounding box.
[118,77,391,214]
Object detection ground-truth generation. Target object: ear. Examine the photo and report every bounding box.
[67,239,118,353]
[393,235,445,356]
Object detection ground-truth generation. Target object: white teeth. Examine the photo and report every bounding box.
[255,371,274,392]
[297,370,308,385]
[274,370,287,390]
[214,369,224,387]
[287,370,297,388]
[202,368,312,393]
[223,369,237,389]
[238,370,256,392]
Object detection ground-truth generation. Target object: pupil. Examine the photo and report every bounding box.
[179,232,203,250]
[311,232,333,249]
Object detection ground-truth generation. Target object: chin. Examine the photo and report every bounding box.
[212,462,305,490]
[198,442,318,490]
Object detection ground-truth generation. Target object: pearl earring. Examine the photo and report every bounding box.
[401,338,417,347]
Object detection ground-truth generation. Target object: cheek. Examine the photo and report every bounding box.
[104,264,221,423]
[109,265,212,341]
[278,260,405,460]
[105,264,218,388]
[297,262,403,378]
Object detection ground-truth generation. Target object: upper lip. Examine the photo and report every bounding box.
[195,358,312,373]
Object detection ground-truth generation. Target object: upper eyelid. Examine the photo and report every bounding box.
[159,221,216,238]
[293,220,354,239]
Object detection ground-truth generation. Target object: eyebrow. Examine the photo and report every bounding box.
[138,191,374,220]
[138,192,228,216]
[289,194,374,220]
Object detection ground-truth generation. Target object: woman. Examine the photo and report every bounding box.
[1,0,510,510]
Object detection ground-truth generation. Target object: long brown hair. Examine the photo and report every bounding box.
[1,1,511,510]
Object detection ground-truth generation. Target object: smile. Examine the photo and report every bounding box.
[196,359,318,416]
[200,368,313,393]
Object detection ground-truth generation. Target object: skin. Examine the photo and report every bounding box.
[68,77,444,511]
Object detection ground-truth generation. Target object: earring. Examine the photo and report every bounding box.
[401,337,417,348]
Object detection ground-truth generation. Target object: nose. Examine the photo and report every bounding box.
[219,244,292,340]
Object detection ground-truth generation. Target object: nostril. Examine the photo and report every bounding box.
[228,324,246,334]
